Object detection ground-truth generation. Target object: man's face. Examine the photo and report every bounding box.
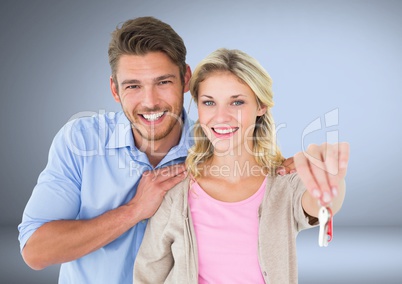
[111,52,190,145]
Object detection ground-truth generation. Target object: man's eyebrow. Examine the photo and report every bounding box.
[120,74,177,86]
[154,74,176,82]
[121,79,141,86]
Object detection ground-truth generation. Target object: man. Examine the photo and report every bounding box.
[18,17,294,283]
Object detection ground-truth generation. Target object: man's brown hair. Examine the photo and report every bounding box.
[108,16,187,87]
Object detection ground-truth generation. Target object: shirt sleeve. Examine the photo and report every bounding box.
[288,173,319,231]
[18,123,83,252]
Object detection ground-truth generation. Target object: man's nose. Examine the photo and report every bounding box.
[142,87,159,108]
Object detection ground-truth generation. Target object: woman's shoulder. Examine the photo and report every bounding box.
[271,172,300,186]
[164,175,191,202]
[268,172,306,196]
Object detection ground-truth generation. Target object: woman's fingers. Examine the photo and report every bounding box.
[295,143,349,205]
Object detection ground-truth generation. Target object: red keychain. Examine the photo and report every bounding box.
[318,207,333,247]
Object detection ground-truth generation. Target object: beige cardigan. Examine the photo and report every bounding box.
[134,173,317,284]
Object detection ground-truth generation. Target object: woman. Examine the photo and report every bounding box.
[134,48,349,284]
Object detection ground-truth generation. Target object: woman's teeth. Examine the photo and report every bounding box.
[213,128,238,134]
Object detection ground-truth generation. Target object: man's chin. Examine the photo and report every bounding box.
[134,128,169,142]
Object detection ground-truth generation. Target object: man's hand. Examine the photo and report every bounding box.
[276,157,296,175]
[127,163,187,220]
[22,164,187,271]
[294,142,350,216]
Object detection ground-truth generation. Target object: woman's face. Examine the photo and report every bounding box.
[197,71,267,156]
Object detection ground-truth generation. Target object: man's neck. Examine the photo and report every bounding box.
[133,123,183,168]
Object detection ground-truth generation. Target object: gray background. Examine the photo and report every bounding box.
[1,0,401,283]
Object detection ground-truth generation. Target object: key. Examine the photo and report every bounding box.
[318,206,333,247]
[318,206,329,247]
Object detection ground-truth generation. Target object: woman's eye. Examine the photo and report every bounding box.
[232,100,244,106]
[203,101,214,106]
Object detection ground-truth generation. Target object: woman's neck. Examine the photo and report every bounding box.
[203,152,264,182]
[195,152,267,202]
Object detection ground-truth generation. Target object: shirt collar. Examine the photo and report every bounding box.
[160,110,194,162]
[105,112,135,150]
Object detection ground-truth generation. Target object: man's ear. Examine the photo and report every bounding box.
[183,65,192,93]
[110,76,120,103]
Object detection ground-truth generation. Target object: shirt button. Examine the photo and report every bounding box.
[263,271,267,276]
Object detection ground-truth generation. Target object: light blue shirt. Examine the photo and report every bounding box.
[18,111,194,283]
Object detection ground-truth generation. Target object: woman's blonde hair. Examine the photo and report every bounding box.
[187,48,284,177]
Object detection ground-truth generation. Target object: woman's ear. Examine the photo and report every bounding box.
[257,104,267,116]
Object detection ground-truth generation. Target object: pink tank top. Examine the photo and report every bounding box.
[188,177,267,284]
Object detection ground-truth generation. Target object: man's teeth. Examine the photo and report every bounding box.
[214,128,237,134]
[142,112,164,121]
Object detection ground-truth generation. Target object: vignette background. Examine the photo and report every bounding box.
[1,0,401,283]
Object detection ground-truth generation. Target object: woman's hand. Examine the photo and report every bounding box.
[295,142,350,215]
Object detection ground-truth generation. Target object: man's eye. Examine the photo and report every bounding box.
[159,80,171,85]
[127,85,140,89]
